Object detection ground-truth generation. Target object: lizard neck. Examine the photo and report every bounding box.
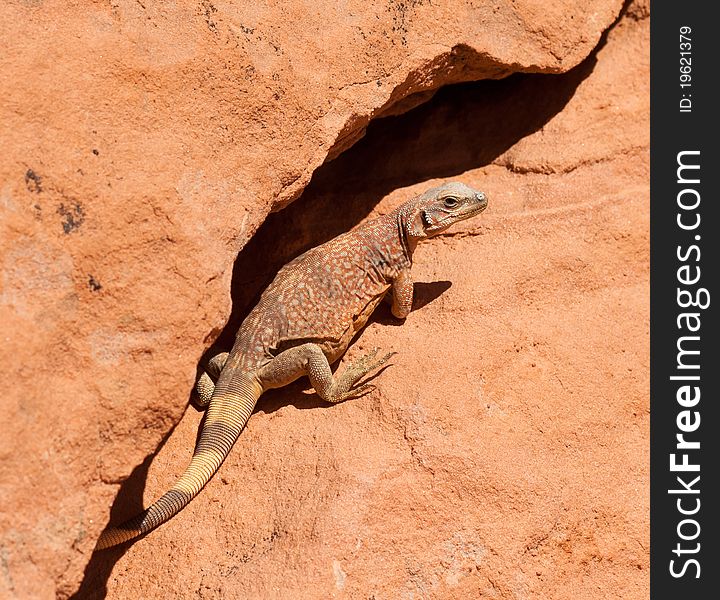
[395,204,418,262]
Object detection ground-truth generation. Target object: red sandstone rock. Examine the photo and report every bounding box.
[0,0,646,597]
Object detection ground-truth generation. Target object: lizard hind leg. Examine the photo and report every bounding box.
[195,351,229,407]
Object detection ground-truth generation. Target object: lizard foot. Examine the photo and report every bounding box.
[194,372,215,408]
[331,348,396,403]
[194,351,229,408]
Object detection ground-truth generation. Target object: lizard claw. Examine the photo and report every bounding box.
[338,383,377,402]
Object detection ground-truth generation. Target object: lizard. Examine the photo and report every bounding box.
[96,181,488,549]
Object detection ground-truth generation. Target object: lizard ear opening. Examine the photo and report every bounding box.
[407,207,429,240]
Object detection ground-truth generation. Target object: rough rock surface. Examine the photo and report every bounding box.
[0,0,646,598]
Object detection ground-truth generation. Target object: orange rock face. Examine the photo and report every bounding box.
[0,0,647,598]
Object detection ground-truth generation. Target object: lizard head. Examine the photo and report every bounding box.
[406,181,488,241]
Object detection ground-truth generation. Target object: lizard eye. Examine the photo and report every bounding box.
[443,197,458,208]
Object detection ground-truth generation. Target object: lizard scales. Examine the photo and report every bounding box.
[96,181,487,549]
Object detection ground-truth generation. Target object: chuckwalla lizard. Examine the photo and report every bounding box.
[96,181,488,548]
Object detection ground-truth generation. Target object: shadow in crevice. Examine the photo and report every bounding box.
[70,415,186,599]
[73,32,603,599]
[205,52,598,359]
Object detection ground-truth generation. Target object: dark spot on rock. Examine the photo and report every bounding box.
[88,275,102,291]
[25,169,42,193]
[92,149,99,156]
[201,0,218,32]
[57,202,85,234]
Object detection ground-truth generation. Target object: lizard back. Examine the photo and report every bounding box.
[230,213,410,373]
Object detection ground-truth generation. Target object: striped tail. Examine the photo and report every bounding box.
[95,372,263,549]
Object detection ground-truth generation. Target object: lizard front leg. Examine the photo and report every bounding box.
[258,343,394,403]
[391,268,414,319]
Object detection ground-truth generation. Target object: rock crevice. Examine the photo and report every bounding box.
[0,1,645,597]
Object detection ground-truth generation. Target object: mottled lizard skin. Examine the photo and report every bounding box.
[96,181,487,549]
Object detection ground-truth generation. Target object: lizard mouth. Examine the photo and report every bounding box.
[457,201,488,221]
[432,201,488,230]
